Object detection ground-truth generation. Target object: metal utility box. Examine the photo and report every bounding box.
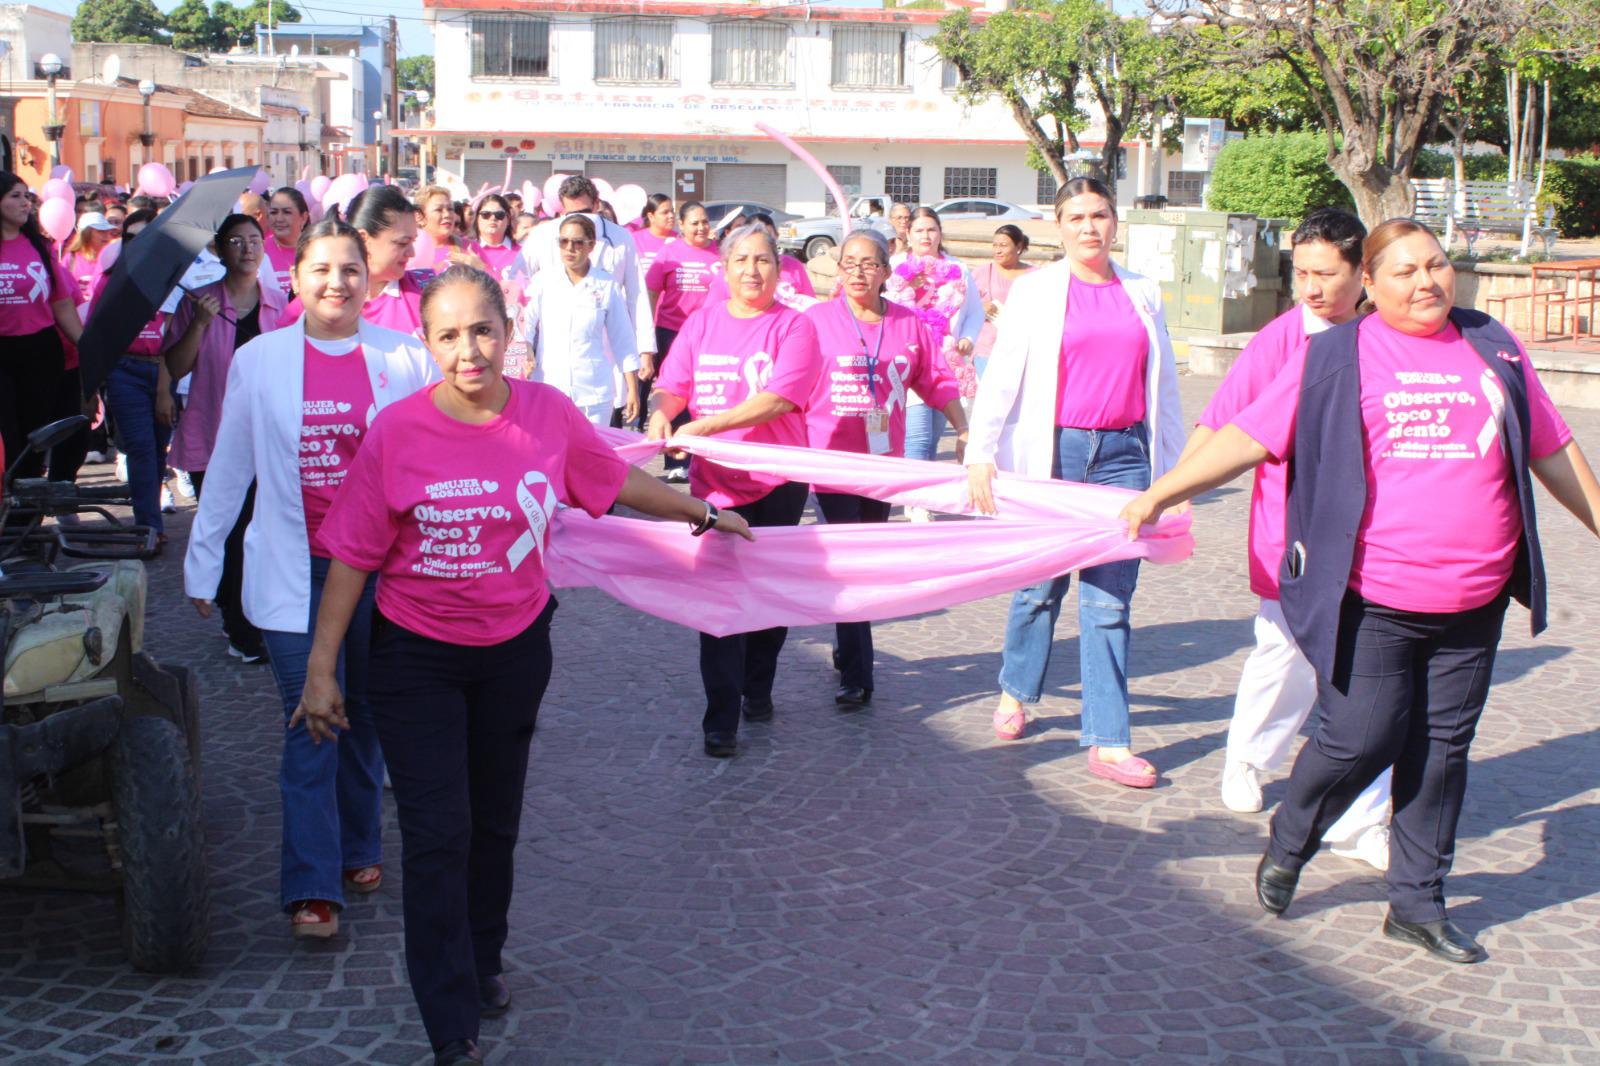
[1123,209,1286,335]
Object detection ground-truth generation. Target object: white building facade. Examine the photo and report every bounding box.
[419,0,1182,215]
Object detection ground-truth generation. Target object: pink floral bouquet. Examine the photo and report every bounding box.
[884,255,976,397]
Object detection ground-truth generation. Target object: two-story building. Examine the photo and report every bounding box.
[417,0,1177,216]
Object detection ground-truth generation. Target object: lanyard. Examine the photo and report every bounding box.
[844,300,886,404]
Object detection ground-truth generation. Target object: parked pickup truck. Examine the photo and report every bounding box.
[777,194,898,261]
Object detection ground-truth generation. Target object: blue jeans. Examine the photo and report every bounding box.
[903,403,947,463]
[999,425,1152,748]
[104,358,172,533]
[260,555,385,910]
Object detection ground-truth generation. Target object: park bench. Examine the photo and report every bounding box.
[1408,177,1560,259]
[1410,178,1455,248]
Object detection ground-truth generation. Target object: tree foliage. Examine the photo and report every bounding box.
[1206,133,1355,222]
[167,0,232,52]
[71,0,169,44]
[398,56,435,96]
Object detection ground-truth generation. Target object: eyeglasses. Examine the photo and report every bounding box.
[558,238,592,249]
[222,235,263,251]
[478,210,507,220]
[839,259,886,275]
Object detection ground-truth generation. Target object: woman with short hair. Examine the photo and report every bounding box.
[264,187,311,298]
[467,193,519,281]
[1120,218,1600,964]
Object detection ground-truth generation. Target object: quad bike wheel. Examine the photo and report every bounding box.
[109,715,210,972]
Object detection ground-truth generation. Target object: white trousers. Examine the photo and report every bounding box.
[575,400,613,427]
[1227,597,1391,846]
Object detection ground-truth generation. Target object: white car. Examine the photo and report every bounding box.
[931,198,1042,222]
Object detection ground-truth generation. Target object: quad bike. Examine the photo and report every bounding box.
[1,417,209,972]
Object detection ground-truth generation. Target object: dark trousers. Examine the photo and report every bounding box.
[189,473,261,652]
[815,491,892,691]
[0,328,67,479]
[653,325,689,471]
[1269,589,1509,924]
[369,601,556,1051]
[700,481,809,735]
[47,367,89,483]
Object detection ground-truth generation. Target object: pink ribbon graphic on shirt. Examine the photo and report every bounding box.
[546,435,1193,637]
[25,260,50,303]
[881,355,910,417]
[508,471,558,573]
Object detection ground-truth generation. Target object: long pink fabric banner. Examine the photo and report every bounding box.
[544,435,1193,638]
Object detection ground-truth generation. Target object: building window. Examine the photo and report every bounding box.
[470,16,551,79]
[1167,170,1206,207]
[595,17,674,83]
[942,62,962,91]
[825,165,861,213]
[712,21,789,87]
[1036,169,1057,206]
[831,26,906,89]
[884,166,920,205]
[103,159,116,185]
[943,167,996,199]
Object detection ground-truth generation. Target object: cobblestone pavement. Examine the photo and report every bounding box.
[4,373,1600,1066]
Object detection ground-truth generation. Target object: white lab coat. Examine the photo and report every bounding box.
[521,264,640,408]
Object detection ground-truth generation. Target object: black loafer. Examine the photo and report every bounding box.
[1382,913,1487,964]
[1255,853,1300,916]
[741,697,774,722]
[704,731,738,758]
[834,685,872,707]
[479,974,511,1017]
[434,1039,483,1065]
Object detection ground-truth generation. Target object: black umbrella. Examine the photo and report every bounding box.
[76,166,260,398]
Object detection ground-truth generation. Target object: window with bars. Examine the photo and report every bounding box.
[470,16,551,79]
[595,17,674,83]
[712,21,789,87]
[943,167,996,199]
[884,166,920,205]
[1036,169,1057,206]
[830,26,906,88]
[825,165,862,212]
[1167,170,1206,206]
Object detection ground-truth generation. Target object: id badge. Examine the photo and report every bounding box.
[864,406,891,455]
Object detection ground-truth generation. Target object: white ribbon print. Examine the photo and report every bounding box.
[507,471,559,573]
[1477,369,1507,459]
[25,260,50,303]
[881,354,910,418]
[742,350,775,396]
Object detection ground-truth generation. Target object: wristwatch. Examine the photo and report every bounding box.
[691,500,719,536]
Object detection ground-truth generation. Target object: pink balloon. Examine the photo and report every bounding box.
[41,178,74,204]
[323,172,368,216]
[407,230,437,272]
[137,162,176,198]
[248,168,272,196]
[99,239,122,273]
[50,165,74,182]
[612,183,648,224]
[542,194,562,219]
[309,174,332,201]
[39,198,75,242]
[591,177,615,206]
[520,181,539,211]
[543,173,570,208]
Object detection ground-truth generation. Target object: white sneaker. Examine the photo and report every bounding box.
[115,453,128,482]
[172,469,195,499]
[1330,823,1390,872]
[1221,760,1264,813]
[161,486,176,513]
[906,506,933,523]
[85,450,108,464]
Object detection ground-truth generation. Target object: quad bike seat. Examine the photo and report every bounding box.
[3,560,147,701]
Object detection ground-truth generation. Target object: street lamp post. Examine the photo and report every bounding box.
[371,108,385,177]
[138,79,157,162]
[414,90,430,186]
[39,52,65,167]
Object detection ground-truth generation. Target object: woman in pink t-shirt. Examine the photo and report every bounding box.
[467,193,520,282]
[648,223,823,759]
[967,178,1184,788]
[1121,220,1600,965]
[644,200,721,480]
[0,171,84,479]
[63,210,117,304]
[184,219,437,941]
[291,265,749,1062]
[418,185,466,268]
[631,193,679,276]
[704,212,816,312]
[282,185,430,337]
[804,229,966,705]
[263,187,311,299]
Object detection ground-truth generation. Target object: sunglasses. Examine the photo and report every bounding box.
[478,210,507,220]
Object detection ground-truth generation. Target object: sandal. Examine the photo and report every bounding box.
[993,697,1026,741]
[343,865,382,894]
[1087,747,1157,789]
[291,899,339,939]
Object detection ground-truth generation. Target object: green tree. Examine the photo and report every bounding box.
[71,0,169,44]
[1163,29,1323,135]
[167,0,232,52]
[398,55,434,96]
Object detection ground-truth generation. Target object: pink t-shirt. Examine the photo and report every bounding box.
[280,271,430,338]
[0,235,75,336]
[263,237,297,299]
[300,337,376,554]
[317,379,629,646]
[705,255,816,312]
[655,302,821,507]
[973,261,1034,360]
[1055,277,1149,429]
[66,251,103,304]
[1199,305,1326,599]
[1234,315,1572,613]
[632,228,678,276]
[803,299,959,456]
[471,241,520,281]
[88,270,166,357]
[645,241,721,330]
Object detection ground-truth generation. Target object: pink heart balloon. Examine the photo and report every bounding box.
[543,173,569,208]
[310,175,332,201]
[612,184,648,224]
[591,177,615,206]
[248,168,272,196]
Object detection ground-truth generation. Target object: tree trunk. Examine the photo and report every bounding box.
[1333,160,1414,229]
[1100,117,1123,202]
